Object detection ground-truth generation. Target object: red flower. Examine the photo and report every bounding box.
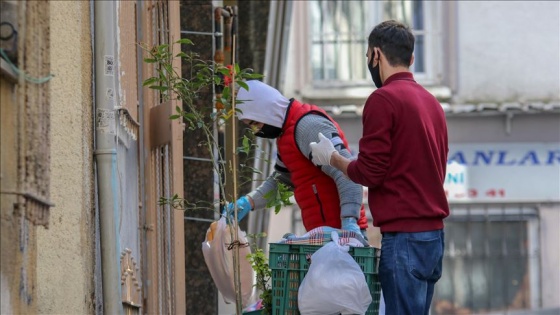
[223,65,235,86]
[223,75,232,86]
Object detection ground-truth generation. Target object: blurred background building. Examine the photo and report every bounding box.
[272,1,560,314]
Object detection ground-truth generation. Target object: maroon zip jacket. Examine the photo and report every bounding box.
[347,72,449,233]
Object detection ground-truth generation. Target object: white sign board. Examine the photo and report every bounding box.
[444,143,560,202]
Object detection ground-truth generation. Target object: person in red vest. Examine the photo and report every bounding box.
[224,80,368,237]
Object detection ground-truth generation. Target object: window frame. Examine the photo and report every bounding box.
[433,205,541,313]
[305,0,443,89]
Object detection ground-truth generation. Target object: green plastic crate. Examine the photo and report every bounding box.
[269,243,381,315]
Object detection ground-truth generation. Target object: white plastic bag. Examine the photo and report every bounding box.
[202,217,256,307]
[298,232,372,315]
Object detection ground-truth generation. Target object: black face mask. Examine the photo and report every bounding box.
[254,124,283,139]
[368,51,383,88]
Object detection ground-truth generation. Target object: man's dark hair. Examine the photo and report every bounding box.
[368,20,415,67]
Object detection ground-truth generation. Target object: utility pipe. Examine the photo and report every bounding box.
[93,1,122,314]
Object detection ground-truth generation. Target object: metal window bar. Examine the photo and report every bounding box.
[153,147,163,314]
[147,0,169,105]
[311,0,429,81]
[319,1,326,80]
[153,144,174,315]
[163,144,174,314]
[149,2,172,314]
[435,204,539,313]
[312,0,369,81]
[311,39,369,44]
[333,0,339,81]
[141,1,182,314]
[180,7,217,165]
[180,6,229,220]
[152,144,175,315]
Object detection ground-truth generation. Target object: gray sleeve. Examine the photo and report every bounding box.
[247,158,293,211]
[295,114,363,219]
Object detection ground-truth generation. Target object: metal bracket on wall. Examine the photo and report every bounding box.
[120,248,142,310]
[141,224,154,231]
[0,190,53,228]
[505,112,514,135]
[117,107,140,141]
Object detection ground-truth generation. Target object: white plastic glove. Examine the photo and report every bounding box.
[309,132,336,166]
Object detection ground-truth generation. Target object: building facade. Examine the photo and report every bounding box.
[1,0,186,314]
[281,1,560,314]
[3,1,557,314]
[2,1,278,314]
[1,1,57,314]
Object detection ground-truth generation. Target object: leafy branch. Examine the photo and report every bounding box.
[142,38,294,314]
[246,233,272,315]
[141,38,262,213]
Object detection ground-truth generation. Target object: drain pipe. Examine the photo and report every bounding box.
[93,1,122,314]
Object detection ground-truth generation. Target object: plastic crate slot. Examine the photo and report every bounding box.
[269,243,381,315]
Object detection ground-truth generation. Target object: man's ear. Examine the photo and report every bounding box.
[375,48,385,64]
[410,54,415,66]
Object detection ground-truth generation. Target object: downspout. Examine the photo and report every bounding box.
[93,1,122,314]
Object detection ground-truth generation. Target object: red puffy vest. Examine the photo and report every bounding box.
[276,99,369,231]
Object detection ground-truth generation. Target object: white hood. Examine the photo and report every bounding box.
[236,80,290,128]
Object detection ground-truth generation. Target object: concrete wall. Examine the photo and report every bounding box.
[36,1,95,314]
[446,113,560,144]
[1,62,17,315]
[455,1,560,103]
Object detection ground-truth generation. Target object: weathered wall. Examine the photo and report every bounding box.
[2,0,52,313]
[0,74,38,315]
[36,1,95,314]
[456,1,560,102]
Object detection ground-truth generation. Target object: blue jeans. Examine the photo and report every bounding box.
[379,230,444,315]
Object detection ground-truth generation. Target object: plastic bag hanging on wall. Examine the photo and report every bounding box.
[202,217,256,307]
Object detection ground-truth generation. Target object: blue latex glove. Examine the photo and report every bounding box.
[341,217,361,235]
[222,196,252,223]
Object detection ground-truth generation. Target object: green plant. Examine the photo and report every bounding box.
[141,38,293,314]
[143,38,261,212]
[246,233,272,315]
[264,180,293,214]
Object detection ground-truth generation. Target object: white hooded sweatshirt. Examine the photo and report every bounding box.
[236,80,290,128]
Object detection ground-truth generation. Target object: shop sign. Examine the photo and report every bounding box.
[445,143,560,202]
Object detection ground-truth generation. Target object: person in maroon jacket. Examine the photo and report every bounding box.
[310,20,449,315]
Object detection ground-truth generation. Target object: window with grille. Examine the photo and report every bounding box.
[141,0,184,313]
[432,205,540,314]
[309,0,439,86]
